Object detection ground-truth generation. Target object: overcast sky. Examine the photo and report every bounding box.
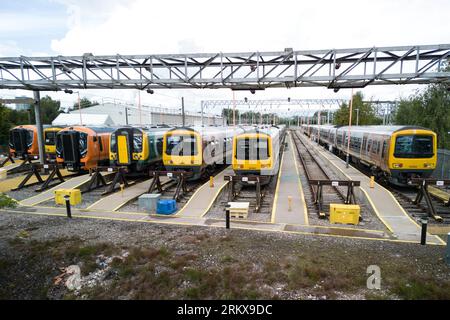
[0,0,449,115]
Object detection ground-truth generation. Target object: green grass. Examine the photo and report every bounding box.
[0,193,17,208]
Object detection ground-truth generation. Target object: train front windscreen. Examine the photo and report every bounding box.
[165,134,198,156]
[236,137,269,160]
[394,135,434,158]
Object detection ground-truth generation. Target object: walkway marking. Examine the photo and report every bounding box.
[270,146,285,223]
[300,133,445,245]
[1,208,445,245]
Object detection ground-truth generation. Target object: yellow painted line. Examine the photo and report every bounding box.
[201,181,229,217]
[19,174,90,206]
[1,208,445,245]
[270,147,284,223]
[312,145,394,233]
[289,133,309,225]
[310,142,446,245]
[172,176,213,217]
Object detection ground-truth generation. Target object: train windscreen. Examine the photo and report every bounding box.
[236,137,269,160]
[394,135,433,158]
[165,134,198,156]
[45,131,56,145]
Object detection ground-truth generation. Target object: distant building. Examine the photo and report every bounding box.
[66,102,224,126]
[52,113,114,126]
[14,96,31,110]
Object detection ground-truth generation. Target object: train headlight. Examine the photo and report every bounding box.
[424,163,433,168]
[392,163,403,168]
[190,160,194,164]
[169,160,173,164]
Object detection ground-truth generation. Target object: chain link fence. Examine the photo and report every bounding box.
[433,149,450,180]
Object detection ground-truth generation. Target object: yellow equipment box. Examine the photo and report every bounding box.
[329,203,360,225]
[54,189,82,206]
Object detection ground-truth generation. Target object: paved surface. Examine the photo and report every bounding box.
[19,172,113,207]
[86,176,169,212]
[2,204,444,245]
[175,166,233,217]
[0,169,73,193]
[272,132,308,225]
[298,131,445,245]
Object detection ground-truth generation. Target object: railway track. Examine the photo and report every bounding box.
[291,130,347,216]
[385,185,450,224]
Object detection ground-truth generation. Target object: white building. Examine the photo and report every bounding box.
[67,103,224,126]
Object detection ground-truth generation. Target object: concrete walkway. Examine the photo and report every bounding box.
[272,132,308,225]
[298,131,445,245]
[86,177,169,212]
[175,166,233,218]
[20,172,112,206]
[2,204,445,245]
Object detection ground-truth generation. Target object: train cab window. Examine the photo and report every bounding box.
[45,131,56,145]
[236,137,269,160]
[110,135,117,153]
[367,139,372,153]
[157,138,163,154]
[79,132,88,157]
[98,136,103,152]
[132,133,143,152]
[166,134,198,156]
[394,135,434,158]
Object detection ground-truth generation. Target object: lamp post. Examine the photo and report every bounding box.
[346,89,354,169]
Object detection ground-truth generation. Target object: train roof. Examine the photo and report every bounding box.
[306,124,433,135]
[166,126,243,135]
[60,126,116,134]
[335,125,432,135]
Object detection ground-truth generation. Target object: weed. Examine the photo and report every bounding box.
[0,193,17,209]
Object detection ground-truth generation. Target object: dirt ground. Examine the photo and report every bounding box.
[0,210,449,300]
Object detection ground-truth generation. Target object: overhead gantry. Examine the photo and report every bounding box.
[0,44,449,161]
[0,44,449,91]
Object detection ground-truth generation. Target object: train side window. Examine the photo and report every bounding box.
[98,136,103,152]
[368,139,372,152]
[381,141,387,158]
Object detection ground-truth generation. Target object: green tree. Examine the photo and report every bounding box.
[73,97,99,110]
[333,91,382,126]
[394,83,450,149]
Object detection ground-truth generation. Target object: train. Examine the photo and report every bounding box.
[109,126,170,172]
[232,124,286,184]
[9,125,63,161]
[163,126,245,180]
[302,124,437,185]
[56,126,115,172]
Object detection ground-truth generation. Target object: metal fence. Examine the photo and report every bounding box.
[433,149,450,179]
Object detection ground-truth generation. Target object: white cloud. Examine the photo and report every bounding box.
[3,0,450,112]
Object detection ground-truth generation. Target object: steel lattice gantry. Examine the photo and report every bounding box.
[201,99,346,108]
[0,44,449,91]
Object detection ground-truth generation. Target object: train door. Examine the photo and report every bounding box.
[115,128,133,165]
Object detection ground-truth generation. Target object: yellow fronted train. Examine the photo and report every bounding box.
[303,124,437,186]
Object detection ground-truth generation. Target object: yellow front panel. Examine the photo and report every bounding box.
[117,135,130,164]
[232,133,272,171]
[388,129,437,170]
[163,130,202,166]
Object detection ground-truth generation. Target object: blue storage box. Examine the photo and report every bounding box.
[156,199,177,215]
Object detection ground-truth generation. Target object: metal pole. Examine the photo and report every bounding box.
[125,107,129,125]
[138,90,142,126]
[446,232,450,266]
[201,101,204,126]
[77,92,82,126]
[33,91,45,165]
[346,89,354,168]
[64,195,72,219]
[181,97,185,126]
[225,204,230,229]
[420,219,428,245]
[356,108,359,126]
